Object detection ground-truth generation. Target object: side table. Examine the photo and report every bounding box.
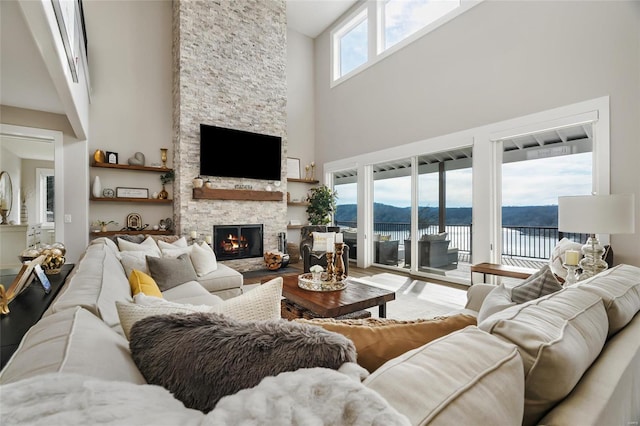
[0,263,74,369]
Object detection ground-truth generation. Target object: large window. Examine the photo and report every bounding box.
[36,168,54,225]
[331,0,474,85]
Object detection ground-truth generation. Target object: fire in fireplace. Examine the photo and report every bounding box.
[213,224,263,260]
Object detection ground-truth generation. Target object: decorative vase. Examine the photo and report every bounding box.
[193,177,204,188]
[160,148,168,168]
[101,225,107,232]
[158,185,168,199]
[92,176,102,198]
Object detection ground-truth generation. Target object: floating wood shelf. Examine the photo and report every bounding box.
[192,187,284,201]
[287,225,304,229]
[287,202,309,206]
[90,197,172,204]
[287,178,319,184]
[91,162,173,173]
[89,230,172,237]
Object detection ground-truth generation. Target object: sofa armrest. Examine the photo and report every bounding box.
[465,284,496,312]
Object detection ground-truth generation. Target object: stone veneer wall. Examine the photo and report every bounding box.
[172,0,287,272]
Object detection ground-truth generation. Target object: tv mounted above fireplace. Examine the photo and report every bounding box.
[199,123,282,181]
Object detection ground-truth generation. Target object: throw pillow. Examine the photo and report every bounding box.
[116,277,283,339]
[146,254,197,291]
[190,242,217,276]
[128,312,357,413]
[511,265,563,304]
[549,238,583,280]
[311,232,335,252]
[157,237,187,249]
[129,269,163,298]
[476,283,516,323]
[296,314,477,373]
[160,245,193,259]
[120,251,159,278]
[117,236,161,257]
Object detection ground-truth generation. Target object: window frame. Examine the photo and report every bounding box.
[330,0,482,88]
[36,167,54,227]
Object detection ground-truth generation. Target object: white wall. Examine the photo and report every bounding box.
[0,145,20,224]
[287,29,316,243]
[84,0,173,229]
[21,158,54,225]
[314,0,640,266]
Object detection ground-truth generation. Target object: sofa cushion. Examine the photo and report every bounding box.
[161,280,224,305]
[146,254,197,291]
[510,264,563,303]
[157,236,188,249]
[296,314,477,373]
[117,236,161,257]
[195,263,243,295]
[0,307,145,385]
[120,250,159,278]
[129,269,162,298]
[160,245,193,258]
[190,242,218,276]
[573,264,640,336]
[129,312,357,413]
[478,287,608,426]
[117,277,283,339]
[364,326,524,425]
[44,243,132,328]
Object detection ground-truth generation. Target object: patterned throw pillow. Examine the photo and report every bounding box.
[311,232,335,252]
[511,265,563,304]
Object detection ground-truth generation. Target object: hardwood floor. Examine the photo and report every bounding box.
[242,261,470,320]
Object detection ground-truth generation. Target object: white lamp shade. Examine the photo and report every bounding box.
[558,194,635,234]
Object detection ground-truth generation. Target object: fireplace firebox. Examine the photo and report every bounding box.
[213,224,263,260]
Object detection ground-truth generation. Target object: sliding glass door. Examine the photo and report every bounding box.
[333,169,358,262]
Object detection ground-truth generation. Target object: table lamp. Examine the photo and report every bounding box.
[558,194,635,280]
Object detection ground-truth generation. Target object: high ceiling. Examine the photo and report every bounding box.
[286,0,357,38]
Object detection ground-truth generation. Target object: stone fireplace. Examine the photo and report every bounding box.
[172,0,287,272]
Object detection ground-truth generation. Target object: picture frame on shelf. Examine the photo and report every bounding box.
[116,187,149,199]
[126,213,142,230]
[106,151,119,164]
[287,157,301,179]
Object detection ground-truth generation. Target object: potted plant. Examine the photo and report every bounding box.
[159,170,174,199]
[93,220,118,233]
[305,185,337,225]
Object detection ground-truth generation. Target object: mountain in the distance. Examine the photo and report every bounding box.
[335,203,559,227]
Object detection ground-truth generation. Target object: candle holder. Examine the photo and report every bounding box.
[325,252,335,282]
[334,242,346,281]
[563,263,579,287]
[160,148,168,168]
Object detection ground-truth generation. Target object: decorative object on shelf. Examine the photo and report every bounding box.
[106,151,118,164]
[91,175,102,198]
[126,213,142,230]
[0,171,13,224]
[93,149,105,163]
[160,148,169,168]
[304,164,311,180]
[305,185,337,225]
[152,191,159,199]
[265,183,273,191]
[0,209,7,225]
[562,263,578,287]
[40,244,66,275]
[127,152,146,166]
[20,188,30,225]
[286,157,301,179]
[234,184,253,190]
[159,170,174,199]
[558,194,635,281]
[102,188,115,198]
[116,187,149,199]
[159,217,174,232]
[205,180,214,189]
[205,235,212,245]
[310,161,316,180]
[192,176,204,188]
[190,230,198,244]
[93,220,118,232]
[18,247,41,263]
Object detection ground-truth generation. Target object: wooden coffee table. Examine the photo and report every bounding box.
[266,274,396,319]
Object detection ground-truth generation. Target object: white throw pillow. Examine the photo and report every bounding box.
[117,236,161,257]
[190,242,218,276]
[157,237,188,250]
[161,246,193,259]
[476,283,516,323]
[120,251,159,278]
[312,232,335,252]
[116,277,283,339]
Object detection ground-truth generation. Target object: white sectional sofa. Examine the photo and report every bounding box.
[0,236,639,425]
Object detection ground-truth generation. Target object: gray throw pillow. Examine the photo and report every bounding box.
[511,264,563,304]
[129,312,356,413]
[146,254,197,291]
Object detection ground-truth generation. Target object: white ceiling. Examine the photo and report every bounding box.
[286,0,357,38]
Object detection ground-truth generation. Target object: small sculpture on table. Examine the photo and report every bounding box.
[334,242,346,281]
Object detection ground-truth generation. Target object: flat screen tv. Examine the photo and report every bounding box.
[199,124,282,181]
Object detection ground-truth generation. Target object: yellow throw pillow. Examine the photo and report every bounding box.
[296,314,477,373]
[129,269,163,298]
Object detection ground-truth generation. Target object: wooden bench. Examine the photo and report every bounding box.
[470,262,536,284]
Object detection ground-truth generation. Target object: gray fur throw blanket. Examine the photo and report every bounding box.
[129,312,357,413]
[0,367,410,425]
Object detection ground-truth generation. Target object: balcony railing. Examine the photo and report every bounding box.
[335,221,588,261]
